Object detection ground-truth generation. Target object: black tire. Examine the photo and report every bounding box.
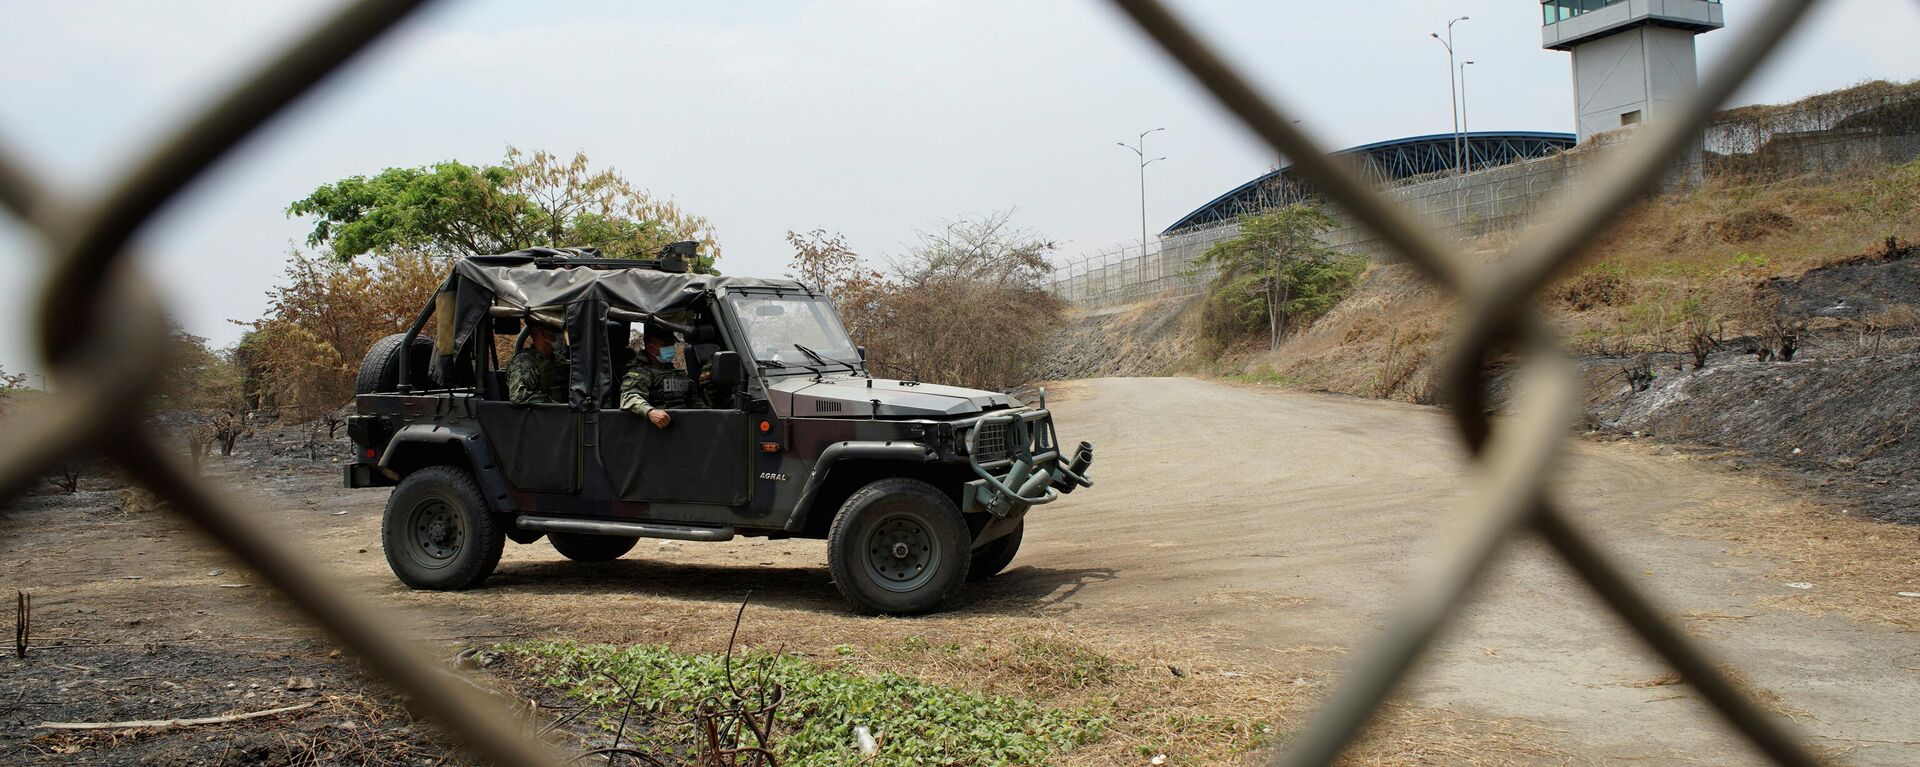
[967,521,1023,582]
[382,466,504,590]
[548,532,639,562]
[355,333,437,395]
[827,478,970,615]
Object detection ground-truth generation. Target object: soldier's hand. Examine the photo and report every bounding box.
[648,409,671,429]
[699,370,712,384]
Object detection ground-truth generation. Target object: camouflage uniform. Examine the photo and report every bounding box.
[619,359,710,415]
[507,349,568,405]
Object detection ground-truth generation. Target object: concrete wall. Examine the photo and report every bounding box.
[1051,114,1920,310]
[1571,26,1700,141]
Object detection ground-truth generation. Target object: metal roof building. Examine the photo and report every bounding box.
[1161,131,1576,234]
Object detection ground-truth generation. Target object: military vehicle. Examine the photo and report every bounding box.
[343,245,1094,614]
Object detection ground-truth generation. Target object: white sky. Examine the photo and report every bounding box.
[0,0,1914,381]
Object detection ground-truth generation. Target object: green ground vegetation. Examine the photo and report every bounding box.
[506,640,1109,767]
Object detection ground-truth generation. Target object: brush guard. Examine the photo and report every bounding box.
[961,410,1095,518]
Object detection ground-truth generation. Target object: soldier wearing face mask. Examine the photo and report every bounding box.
[618,322,708,428]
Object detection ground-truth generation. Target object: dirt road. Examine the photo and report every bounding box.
[6,377,1916,765]
[1032,378,1918,765]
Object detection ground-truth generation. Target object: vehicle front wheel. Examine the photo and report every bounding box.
[967,521,1023,582]
[382,466,505,590]
[548,532,638,562]
[827,478,970,615]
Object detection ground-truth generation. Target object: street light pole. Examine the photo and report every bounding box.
[1459,60,1475,172]
[1430,15,1469,174]
[1117,128,1166,258]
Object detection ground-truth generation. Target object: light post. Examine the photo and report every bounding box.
[1459,60,1475,172]
[1117,128,1166,259]
[1430,15,1469,174]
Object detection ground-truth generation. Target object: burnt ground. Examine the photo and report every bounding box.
[5,640,443,766]
[1584,255,1920,524]
[0,430,607,767]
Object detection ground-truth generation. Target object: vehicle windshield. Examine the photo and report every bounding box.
[726,292,862,371]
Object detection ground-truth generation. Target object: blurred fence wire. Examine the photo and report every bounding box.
[0,0,1837,765]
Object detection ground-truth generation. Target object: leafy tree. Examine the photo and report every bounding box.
[156,326,246,412]
[288,147,720,271]
[1197,205,1364,349]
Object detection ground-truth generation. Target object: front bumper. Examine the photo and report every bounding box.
[959,408,1094,518]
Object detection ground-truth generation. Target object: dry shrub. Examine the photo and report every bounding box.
[1549,268,1630,311]
[1245,264,1453,404]
[1864,304,1920,331]
[118,486,168,514]
[791,212,1064,391]
[1714,207,1796,243]
[243,251,446,418]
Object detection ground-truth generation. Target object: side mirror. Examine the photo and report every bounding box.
[856,346,868,361]
[710,350,745,389]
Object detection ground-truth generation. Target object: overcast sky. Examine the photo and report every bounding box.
[0,0,1914,381]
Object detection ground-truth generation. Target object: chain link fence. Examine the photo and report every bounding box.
[0,0,1842,765]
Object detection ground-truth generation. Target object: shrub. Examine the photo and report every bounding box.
[241,250,445,418]
[1195,206,1366,350]
[787,212,1065,391]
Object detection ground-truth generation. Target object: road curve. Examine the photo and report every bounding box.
[1012,377,1916,766]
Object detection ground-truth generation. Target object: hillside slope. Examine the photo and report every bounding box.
[1188,157,1920,521]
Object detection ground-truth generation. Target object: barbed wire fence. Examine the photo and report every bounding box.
[1055,78,1920,311]
[0,0,1843,765]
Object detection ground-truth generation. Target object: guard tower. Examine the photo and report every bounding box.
[1541,0,1724,142]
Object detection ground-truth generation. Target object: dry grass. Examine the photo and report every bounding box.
[1216,156,1920,404]
[1672,491,1920,631]
[1342,704,1580,767]
[1222,262,1457,403]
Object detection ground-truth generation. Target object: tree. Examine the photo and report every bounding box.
[0,365,27,416]
[156,326,246,412]
[785,229,890,346]
[1197,205,1363,349]
[239,250,446,417]
[783,212,1065,391]
[288,147,721,271]
[885,212,1063,389]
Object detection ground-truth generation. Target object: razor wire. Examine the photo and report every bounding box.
[0,1,1836,766]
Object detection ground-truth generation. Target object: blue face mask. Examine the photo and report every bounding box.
[657,346,676,363]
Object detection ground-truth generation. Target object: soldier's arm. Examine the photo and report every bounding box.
[507,355,541,405]
[618,368,655,415]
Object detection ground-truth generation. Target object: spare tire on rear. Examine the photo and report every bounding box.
[356,333,438,395]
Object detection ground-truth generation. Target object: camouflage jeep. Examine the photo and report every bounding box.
[344,244,1094,615]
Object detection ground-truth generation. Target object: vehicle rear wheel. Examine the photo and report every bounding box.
[382,466,504,590]
[548,532,638,562]
[967,521,1023,582]
[827,478,970,615]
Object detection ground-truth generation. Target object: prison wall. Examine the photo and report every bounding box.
[1051,83,1920,310]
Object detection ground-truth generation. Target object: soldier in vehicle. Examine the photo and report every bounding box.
[619,323,707,427]
[507,324,568,405]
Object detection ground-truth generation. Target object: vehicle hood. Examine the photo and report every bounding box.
[766,375,1018,418]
